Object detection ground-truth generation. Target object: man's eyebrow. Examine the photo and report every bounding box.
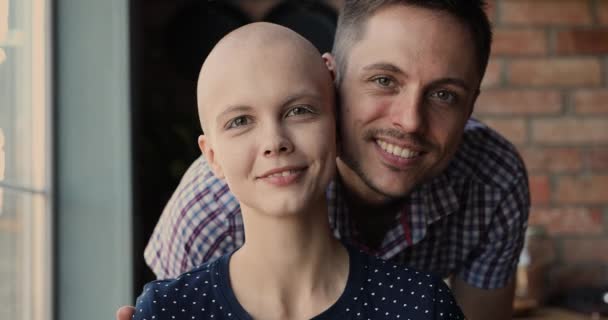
[216,105,253,122]
[362,63,472,92]
[429,78,471,92]
[362,62,404,74]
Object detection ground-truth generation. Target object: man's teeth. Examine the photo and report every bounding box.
[377,140,420,159]
[267,170,300,178]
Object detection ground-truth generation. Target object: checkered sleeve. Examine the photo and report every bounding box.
[457,170,530,289]
[144,156,244,279]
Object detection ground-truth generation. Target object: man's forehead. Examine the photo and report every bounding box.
[346,5,478,83]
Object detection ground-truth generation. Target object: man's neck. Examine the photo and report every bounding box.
[229,201,349,320]
[336,159,409,250]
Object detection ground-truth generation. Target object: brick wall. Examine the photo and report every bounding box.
[475,0,608,294]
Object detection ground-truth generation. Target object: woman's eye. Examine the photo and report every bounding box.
[226,116,252,129]
[285,105,314,117]
[430,90,457,104]
[372,76,394,87]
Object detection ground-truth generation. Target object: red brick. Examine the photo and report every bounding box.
[481,59,502,88]
[532,118,608,144]
[573,90,608,114]
[561,239,608,263]
[502,0,592,26]
[529,175,551,205]
[587,147,608,171]
[475,90,562,115]
[479,118,527,144]
[555,175,608,204]
[529,207,604,235]
[556,30,608,54]
[492,28,547,55]
[600,1,608,25]
[509,58,602,87]
[519,147,583,173]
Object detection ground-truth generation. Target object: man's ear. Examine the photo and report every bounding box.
[322,52,337,81]
[198,134,225,179]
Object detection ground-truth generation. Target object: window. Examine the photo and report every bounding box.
[0,0,52,319]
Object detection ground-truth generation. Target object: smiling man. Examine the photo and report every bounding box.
[132,1,530,319]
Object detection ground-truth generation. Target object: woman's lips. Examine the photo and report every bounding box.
[257,166,307,186]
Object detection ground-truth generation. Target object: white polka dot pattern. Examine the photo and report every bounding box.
[134,246,465,319]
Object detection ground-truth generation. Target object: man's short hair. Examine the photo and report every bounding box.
[332,0,492,85]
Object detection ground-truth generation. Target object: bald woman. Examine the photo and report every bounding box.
[129,23,464,320]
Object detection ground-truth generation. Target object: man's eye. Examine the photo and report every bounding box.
[285,105,315,117]
[226,116,252,129]
[430,90,457,104]
[372,76,394,87]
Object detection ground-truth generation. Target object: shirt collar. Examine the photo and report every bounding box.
[328,168,461,258]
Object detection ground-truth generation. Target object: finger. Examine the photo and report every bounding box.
[116,305,136,320]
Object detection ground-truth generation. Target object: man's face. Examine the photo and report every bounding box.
[336,5,481,201]
[199,44,336,216]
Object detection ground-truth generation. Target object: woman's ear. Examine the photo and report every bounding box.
[322,52,337,81]
[198,135,225,179]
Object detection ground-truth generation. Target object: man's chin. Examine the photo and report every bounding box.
[370,182,416,199]
[356,169,418,201]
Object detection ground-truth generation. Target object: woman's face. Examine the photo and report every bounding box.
[198,43,337,217]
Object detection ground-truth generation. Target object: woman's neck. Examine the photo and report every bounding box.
[228,199,349,320]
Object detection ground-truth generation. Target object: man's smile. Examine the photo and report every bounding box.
[375,139,422,159]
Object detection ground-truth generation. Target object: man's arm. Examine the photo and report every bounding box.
[451,276,515,320]
[451,137,530,320]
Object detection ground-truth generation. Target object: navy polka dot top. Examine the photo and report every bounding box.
[134,245,465,319]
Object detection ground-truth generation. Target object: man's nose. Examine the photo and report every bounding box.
[391,90,426,133]
[261,123,294,157]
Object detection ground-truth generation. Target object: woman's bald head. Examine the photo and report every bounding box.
[196,23,334,133]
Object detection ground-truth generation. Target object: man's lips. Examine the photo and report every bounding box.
[375,139,423,159]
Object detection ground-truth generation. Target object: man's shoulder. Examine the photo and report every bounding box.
[175,155,229,196]
[144,156,242,278]
[449,118,527,191]
[169,155,239,215]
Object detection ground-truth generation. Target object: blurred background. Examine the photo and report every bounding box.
[0,0,607,319]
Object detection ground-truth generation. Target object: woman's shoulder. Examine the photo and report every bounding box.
[350,250,465,318]
[133,257,230,319]
[137,261,218,303]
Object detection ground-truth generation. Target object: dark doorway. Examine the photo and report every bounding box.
[129,0,340,295]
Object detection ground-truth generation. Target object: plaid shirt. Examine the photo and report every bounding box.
[145,119,530,289]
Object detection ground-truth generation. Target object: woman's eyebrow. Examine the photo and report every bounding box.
[216,105,253,122]
[280,92,322,107]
